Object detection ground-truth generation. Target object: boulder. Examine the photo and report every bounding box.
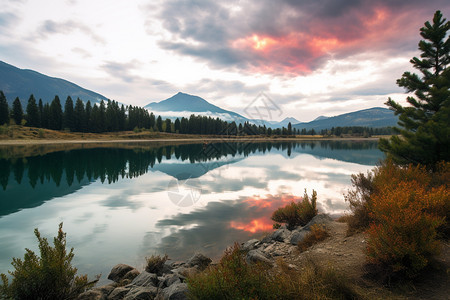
[172,266,199,278]
[131,271,158,287]
[123,269,140,281]
[289,230,310,245]
[159,274,182,289]
[124,286,158,300]
[162,282,188,300]
[241,239,260,251]
[107,287,130,300]
[303,214,333,231]
[261,228,291,243]
[185,253,212,270]
[95,283,117,297]
[107,264,136,283]
[245,249,272,265]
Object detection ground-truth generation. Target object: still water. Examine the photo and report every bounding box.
[0,140,383,282]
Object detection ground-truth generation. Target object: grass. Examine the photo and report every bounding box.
[145,254,168,275]
[298,224,330,252]
[186,243,361,300]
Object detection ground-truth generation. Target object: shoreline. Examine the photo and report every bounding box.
[0,136,381,146]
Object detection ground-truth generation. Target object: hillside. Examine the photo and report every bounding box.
[293,107,398,131]
[0,61,108,105]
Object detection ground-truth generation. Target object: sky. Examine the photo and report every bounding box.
[1,0,449,122]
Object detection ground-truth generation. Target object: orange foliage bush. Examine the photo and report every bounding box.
[366,177,448,277]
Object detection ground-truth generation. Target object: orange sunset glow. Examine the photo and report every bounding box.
[229,194,302,233]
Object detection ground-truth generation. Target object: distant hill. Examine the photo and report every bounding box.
[0,61,108,105]
[293,107,398,130]
[145,92,248,122]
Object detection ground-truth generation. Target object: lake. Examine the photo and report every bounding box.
[0,140,383,283]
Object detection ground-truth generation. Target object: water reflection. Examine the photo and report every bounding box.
[0,140,383,283]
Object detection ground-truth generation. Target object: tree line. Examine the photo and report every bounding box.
[0,91,391,137]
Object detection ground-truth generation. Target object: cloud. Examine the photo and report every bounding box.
[0,12,19,29]
[149,0,450,75]
[36,19,106,44]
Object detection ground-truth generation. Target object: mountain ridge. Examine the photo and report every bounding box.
[0,60,108,105]
[293,107,397,130]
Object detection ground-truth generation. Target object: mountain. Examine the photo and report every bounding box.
[275,117,300,128]
[145,92,248,122]
[0,61,108,105]
[313,115,329,121]
[293,107,397,131]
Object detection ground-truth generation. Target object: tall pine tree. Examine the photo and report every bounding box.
[12,97,23,125]
[0,91,9,125]
[379,11,450,167]
[49,96,63,130]
[74,98,86,132]
[26,94,39,127]
[63,96,75,131]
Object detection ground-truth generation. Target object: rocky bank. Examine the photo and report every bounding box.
[77,214,334,300]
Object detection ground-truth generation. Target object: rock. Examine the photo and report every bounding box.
[107,287,130,300]
[159,274,182,289]
[162,282,188,300]
[77,289,106,300]
[161,262,174,275]
[245,249,272,265]
[124,286,158,300]
[262,228,291,243]
[108,264,136,283]
[131,271,158,287]
[172,266,198,278]
[123,269,140,281]
[303,214,333,231]
[96,283,117,297]
[185,253,212,270]
[289,230,310,245]
[242,239,260,251]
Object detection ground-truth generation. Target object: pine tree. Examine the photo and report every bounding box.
[99,100,106,132]
[379,11,450,167]
[85,101,92,132]
[0,91,9,125]
[38,99,43,127]
[12,97,23,125]
[26,94,39,127]
[174,118,181,133]
[156,116,163,132]
[42,103,50,129]
[63,96,75,131]
[165,118,172,133]
[49,96,63,130]
[74,98,86,132]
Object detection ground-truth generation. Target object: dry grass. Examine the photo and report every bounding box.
[297,224,330,252]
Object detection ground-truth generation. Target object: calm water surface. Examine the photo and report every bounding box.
[0,141,383,283]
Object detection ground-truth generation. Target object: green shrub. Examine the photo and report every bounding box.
[145,254,168,275]
[271,189,318,230]
[298,224,330,252]
[0,223,97,300]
